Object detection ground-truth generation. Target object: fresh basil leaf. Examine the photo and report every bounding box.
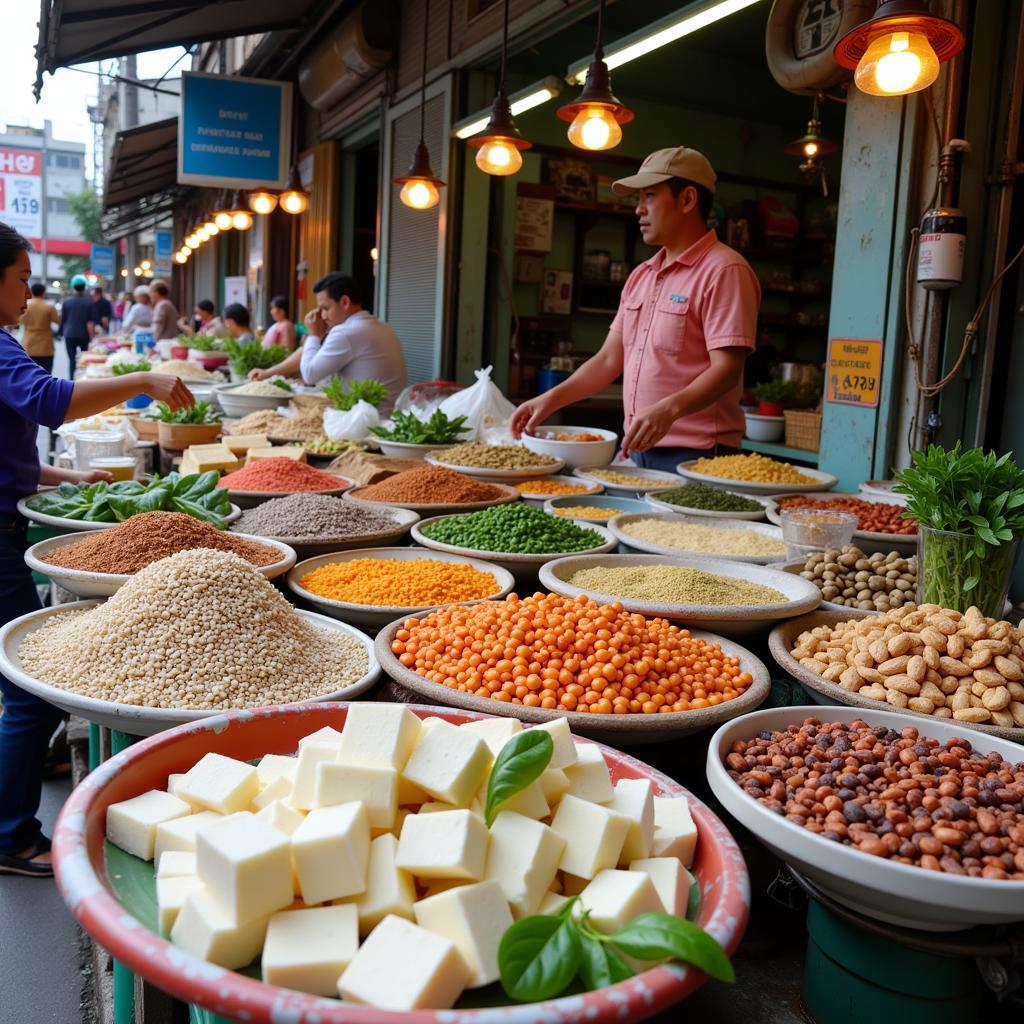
[578,932,634,991]
[171,497,226,529]
[498,915,581,1002]
[484,730,554,826]
[607,913,734,982]
[963,576,979,592]
[686,869,700,920]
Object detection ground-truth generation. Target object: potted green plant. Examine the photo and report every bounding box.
[153,400,224,449]
[752,379,795,416]
[894,443,1024,617]
[224,339,288,382]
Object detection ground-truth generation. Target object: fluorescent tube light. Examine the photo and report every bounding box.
[454,76,562,139]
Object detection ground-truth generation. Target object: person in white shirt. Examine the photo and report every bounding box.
[250,273,406,413]
[121,285,152,333]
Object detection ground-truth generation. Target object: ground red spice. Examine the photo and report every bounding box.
[220,457,347,492]
[358,464,506,503]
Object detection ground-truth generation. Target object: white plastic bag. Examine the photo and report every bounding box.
[323,400,381,441]
[438,366,516,443]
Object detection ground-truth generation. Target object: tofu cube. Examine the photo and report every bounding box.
[564,744,613,803]
[196,815,294,925]
[256,753,298,787]
[176,753,259,815]
[106,790,191,860]
[156,875,204,936]
[417,801,459,814]
[629,857,690,917]
[292,802,370,904]
[254,799,305,836]
[538,891,570,915]
[170,887,269,970]
[298,726,344,751]
[338,704,421,770]
[402,719,490,806]
[485,811,565,918]
[459,717,522,756]
[337,915,470,1011]
[414,880,513,988]
[154,811,223,868]
[251,774,293,812]
[531,719,578,770]
[352,833,416,935]
[652,796,698,866]
[395,809,488,881]
[290,740,341,811]
[550,795,629,879]
[167,774,191,804]
[610,778,655,863]
[157,851,197,878]
[481,775,549,821]
[578,869,664,933]
[540,768,570,806]
[314,762,397,829]
[261,904,359,996]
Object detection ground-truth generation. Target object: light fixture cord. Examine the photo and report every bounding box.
[500,0,510,97]
[595,0,605,61]
[420,0,429,144]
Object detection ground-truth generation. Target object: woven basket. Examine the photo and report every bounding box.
[784,410,822,452]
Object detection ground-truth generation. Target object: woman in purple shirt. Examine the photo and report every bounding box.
[0,223,193,878]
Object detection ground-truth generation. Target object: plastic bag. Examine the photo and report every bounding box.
[323,400,381,441]
[393,379,464,419]
[437,367,516,443]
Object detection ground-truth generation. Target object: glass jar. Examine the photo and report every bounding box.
[779,508,858,562]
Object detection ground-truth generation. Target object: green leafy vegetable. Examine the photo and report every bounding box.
[577,932,633,990]
[270,377,293,391]
[752,379,796,404]
[370,409,469,445]
[111,360,151,376]
[181,334,226,352]
[483,730,553,826]
[608,913,735,981]
[152,400,222,425]
[224,338,287,377]
[498,913,581,1002]
[322,377,388,411]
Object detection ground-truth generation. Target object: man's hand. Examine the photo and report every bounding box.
[303,309,328,336]
[140,373,195,411]
[621,399,678,456]
[510,399,550,439]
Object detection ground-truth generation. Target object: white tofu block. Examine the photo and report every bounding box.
[297,726,344,750]
[550,795,629,880]
[459,717,522,756]
[395,809,488,881]
[177,753,259,816]
[254,799,305,836]
[262,904,359,996]
[414,880,513,988]
[154,811,223,868]
[484,777,549,821]
[314,762,397,829]
[337,915,470,1011]
[167,774,191,803]
[538,891,570,915]
[531,719,577,770]
[106,790,191,860]
[251,775,293,812]
[196,814,294,925]
[157,851,197,878]
[256,753,298,787]
[352,834,416,935]
[564,745,613,803]
[629,857,688,916]
[540,768,570,806]
[290,741,341,811]
[610,778,655,863]
[402,719,491,807]
[156,875,203,936]
[652,796,698,867]
[485,811,565,918]
[170,887,269,970]
[579,869,663,933]
[338,704,421,770]
[292,802,370,904]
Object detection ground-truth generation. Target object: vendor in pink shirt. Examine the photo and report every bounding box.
[512,147,760,473]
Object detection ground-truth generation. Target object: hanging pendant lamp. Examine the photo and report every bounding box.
[279,166,309,215]
[212,191,234,231]
[248,190,279,215]
[784,97,838,165]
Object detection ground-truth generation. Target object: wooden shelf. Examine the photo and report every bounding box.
[741,439,820,465]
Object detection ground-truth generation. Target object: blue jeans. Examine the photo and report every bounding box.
[630,445,741,475]
[0,523,63,855]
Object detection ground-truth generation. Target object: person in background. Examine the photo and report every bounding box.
[262,295,296,351]
[111,291,128,332]
[91,286,112,335]
[149,279,178,341]
[0,222,194,877]
[17,283,58,374]
[121,285,152,333]
[223,303,254,342]
[249,274,406,413]
[178,300,227,338]
[57,274,94,379]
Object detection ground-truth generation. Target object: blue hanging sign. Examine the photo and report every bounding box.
[154,230,173,263]
[177,72,292,189]
[89,243,115,278]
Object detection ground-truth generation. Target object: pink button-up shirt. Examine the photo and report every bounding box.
[610,230,760,450]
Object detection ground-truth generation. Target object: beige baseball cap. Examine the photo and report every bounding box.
[612,146,717,195]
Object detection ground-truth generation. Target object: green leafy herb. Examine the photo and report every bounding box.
[370,409,469,445]
[182,333,225,352]
[483,730,553,826]
[224,338,287,377]
[498,913,581,1002]
[111,360,151,376]
[607,913,735,982]
[322,377,389,411]
[752,379,795,404]
[577,932,633,990]
[152,400,222,425]
[270,377,293,391]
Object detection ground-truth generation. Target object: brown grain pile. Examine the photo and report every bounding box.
[357,464,506,504]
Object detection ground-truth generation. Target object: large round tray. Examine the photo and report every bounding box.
[0,602,380,736]
[646,491,770,521]
[572,465,682,494]
[539,553,821,637]
[768,610,1024,742]
[542,495,651,524]
[707,705,1024,930]
[343,481,520,515]
[226,475,354,510]
[609,512,786,565]
[53,702,749,1024]
[676,460,838,495]
[24,533,297,599]
[425,451,564,481]
[287,547,516,628]
[376,618,770,743]
[17,493,242,532]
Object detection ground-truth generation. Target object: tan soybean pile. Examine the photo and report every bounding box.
[568,564,787,607]
[621,518,786,557]
[19,549,367,709]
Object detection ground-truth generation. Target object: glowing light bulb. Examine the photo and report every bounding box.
[196,227,210,243]
[567,107,622,151]
[231,210,253,230]
[203,221,219,236]
[855,30,939,96]
[140,259,152,271]
[475,138,522,176]
[248,191,278,215]
[399,179,440,210]
[370,247,379,261]
[175,252,187,264]
[132,266,143,276]
[120,268,128,278]
[280,190,308,215]
[214,211,233,230]
[803,141,819,158]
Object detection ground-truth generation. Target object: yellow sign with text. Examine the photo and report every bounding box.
[827,338,883,408]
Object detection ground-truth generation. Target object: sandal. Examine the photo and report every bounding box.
[0,838,54,878]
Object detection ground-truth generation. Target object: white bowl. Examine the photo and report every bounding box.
[515,475,603,504]
[860,479,908,505]
[287,548,516,628]
[17,492,242,532]
[521,425,618,470]
[609,512,787,565]
[647,490,771,521]
[676,460,838,495]
[706,705,1024,931]
[573,465,683,493]
[0,602,380,736]
[370,439,462,458]
[539,553,821,637]
[743,413,785,442]
[24,533,297,599]
[542,495,651,524]
[214,382,292,417]
[425,450,564,481]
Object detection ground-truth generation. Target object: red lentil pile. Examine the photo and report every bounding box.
[220,457,347,493]
[41,511,282,574]
[726,716,1024,878]
[358,464,507,504]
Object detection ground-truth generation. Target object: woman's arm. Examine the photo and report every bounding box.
[64,373,194,421]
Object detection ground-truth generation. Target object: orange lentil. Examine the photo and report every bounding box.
[514,480,590,495]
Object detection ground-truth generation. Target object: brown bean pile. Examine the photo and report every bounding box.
[726,717,1024,878]
[775,495,916,535]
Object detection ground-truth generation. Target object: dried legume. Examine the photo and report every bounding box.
[776,495,916,535]
[620,517,786,557]
[225,406,325,441]
[358,465,506,504]
[515,480,590,495]
[799,546,917,610]
[434,444,559,470]
[584,469,672,488]
[220,457,348,492]
[688,453,817,485]
[568,565,786,606]
[656,484,763,513]
[232,493,400,540]
[422,503,604,554]
[553,505,619,519]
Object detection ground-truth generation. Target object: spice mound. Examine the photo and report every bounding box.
[725,716,1024,878]
[40,511,281,574]
[776,495,916,535]
[620,517,786,557]
[799,546,917,611]
[422,503,604,554]
[18,549,368,709]
[300,557,502,607]
[220,457,347,493]
[232,493,400,540]
[553,505,618,519]
[393,593,753,712]
[790,603,1024,728]
[583,469,671,488]
[657,484,763,513]
[357,465,506,504]
[155,360,215,381]
[228,381,291,398]
[688,453,817,486]
[434,443,560,470]
[515,479,589,496]
[568,565,787,607]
